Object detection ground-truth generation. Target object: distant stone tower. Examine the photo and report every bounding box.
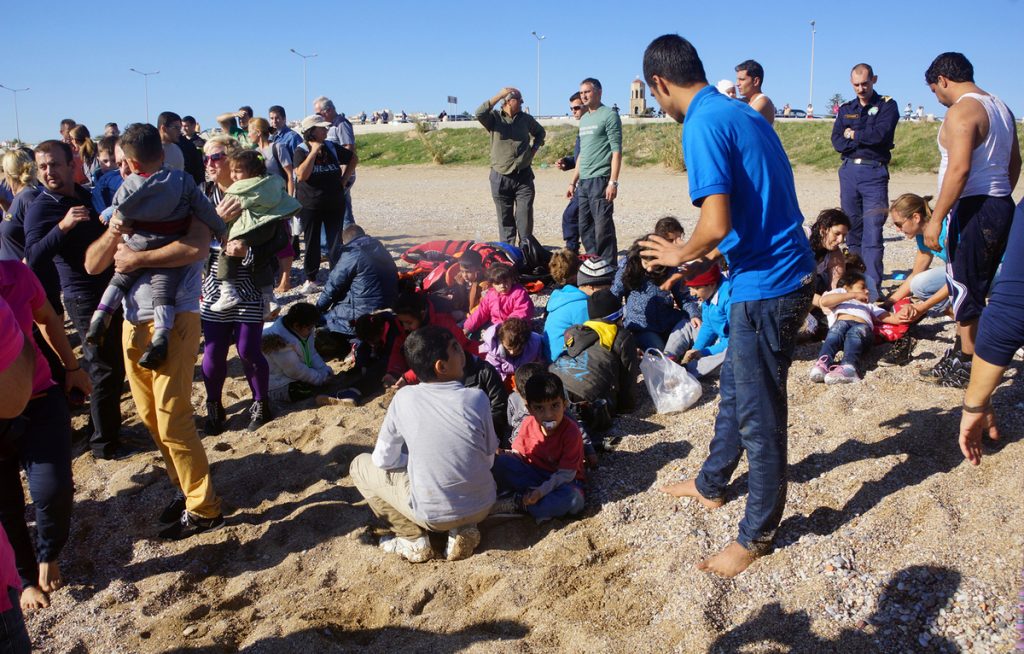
[630,78,647,116]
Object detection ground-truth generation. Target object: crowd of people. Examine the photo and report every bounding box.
[0,34,1021,650]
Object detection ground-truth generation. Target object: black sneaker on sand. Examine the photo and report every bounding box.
[204,401,225,436]
[939,355,972,389]
[158,492,187,524]
[246,400,273,432]
[158,511,224,540]
[920,346,956,382]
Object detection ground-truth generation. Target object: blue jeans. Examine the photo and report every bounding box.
[0,588,31,654]
[492,453,584,521]
[634,329,667,352]
[695,283,812,553]
[819,319,873,371]
[909,266,950,312]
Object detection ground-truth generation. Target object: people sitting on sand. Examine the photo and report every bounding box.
[429,249,488,318]
[508,362,598,466]
[541,249,589,360]
[385,290,479,388]
[665,264,730,380]
[262,303,332,404]
[809,271,911,384]
[349,326,497,563]
[807,208,853,306]
[480,316,544,387]
[550,289,639,435]
[314,225,398,360]
[462,264,534,335]
[575,258,616,296]
[317,311,398,407]
[490,372,586,522]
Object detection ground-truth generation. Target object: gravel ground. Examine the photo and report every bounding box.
[22,165,1024,653]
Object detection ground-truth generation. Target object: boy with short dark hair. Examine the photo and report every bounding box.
[490,372,586,521]
[84,123,225,369]
[349,325,498,563]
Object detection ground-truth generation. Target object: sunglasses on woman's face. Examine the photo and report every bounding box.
[203,152,226,165]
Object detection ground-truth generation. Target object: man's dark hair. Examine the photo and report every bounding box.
[283,302,320,329]
[524,371,565,405]
[513,361,547,393]
[35,140,73,164]
[59,118,76,129]
[268,105,286,118]
[238,105,254,116]
[228,149,266,177]
[837,270,866,290]
[642,34,708,87]
[97,135,118,155]
[580,77,602,91]
[157,111,181,129]
[569,92,581,103]
[182,115,197,126]
[341,224,365,245]
[925,52,974,85]
[851,63,875,77]
[404,325,455,382]
[735,59,765,83]
[119,123,163,163]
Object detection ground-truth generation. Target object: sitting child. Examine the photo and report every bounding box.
[349,325,498,563]
[490,372,586,522]
[210,149,301,312]
[385,290,479,388]
[508,362,598,466]
[550,289,639,423]
[665,264,730,379]
[85,123,226,369]
[810,271,908,384]
[542,249,589,360]
[430,249,489,317]
[262,302,332,403]
[613,235,699,352]
[462,264,534,334]
[317,310,400,407]
[480,317,544,385]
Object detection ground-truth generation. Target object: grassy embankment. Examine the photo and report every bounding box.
[357,121,1024,174]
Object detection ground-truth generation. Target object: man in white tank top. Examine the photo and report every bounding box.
[735,60,775,124]
[921,52,1021,388]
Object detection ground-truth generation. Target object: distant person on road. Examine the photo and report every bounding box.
[556,92,586,252]
[568,77,622,265]
[735,59,775,124]
[476,87,546,248]
[831,63,899,298]
[918,52,1020,388]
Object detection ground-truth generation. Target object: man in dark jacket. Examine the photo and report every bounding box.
[550,289,639,418]
[315,225,398,357]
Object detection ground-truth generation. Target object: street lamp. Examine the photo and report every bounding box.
[531,31,545,117]
[290,48,318,114]
[0,84,28,142]
[129,68,160,123]
[808,20,816,117]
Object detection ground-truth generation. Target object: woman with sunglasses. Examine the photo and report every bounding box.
[199,136,287,433]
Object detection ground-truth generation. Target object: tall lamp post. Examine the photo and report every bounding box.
[290,48,318,114]
[129,68,159,123]
[808,20,816,117]
[531,31,545,117]
[0,84,28,142]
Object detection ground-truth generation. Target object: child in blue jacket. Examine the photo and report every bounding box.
[665,265,730,379]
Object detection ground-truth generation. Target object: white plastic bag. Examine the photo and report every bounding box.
[640,348,702,414]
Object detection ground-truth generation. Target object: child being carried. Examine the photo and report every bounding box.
[85,123,226,369]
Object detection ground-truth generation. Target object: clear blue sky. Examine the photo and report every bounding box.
[3,0,1021,143]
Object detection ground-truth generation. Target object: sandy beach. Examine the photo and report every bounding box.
[24,165,1023,653]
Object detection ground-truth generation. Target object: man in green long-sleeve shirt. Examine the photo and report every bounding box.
[476,87,546,247]
[568,77,622,265]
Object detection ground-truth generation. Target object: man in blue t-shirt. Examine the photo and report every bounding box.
[641,34,815,578]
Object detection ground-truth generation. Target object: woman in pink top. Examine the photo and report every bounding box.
[0,260,88,612]
[462,264,534,334]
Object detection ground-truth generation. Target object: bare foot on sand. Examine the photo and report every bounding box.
[39,561,62,593]
[20,585,49,610]
[697,541,759,578]
[659,479,724,510]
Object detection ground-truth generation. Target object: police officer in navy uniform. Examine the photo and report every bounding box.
[831,63,899,296]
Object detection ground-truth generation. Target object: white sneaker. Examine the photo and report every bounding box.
[300,280,322,295]
[379,535,433,563]
[209,282,241,312]
[444,525,481,561]
[808,355,829,383]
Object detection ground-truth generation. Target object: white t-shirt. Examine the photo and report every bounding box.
[821,287,886,327]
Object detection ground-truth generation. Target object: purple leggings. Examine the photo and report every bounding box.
[201,320,270,403]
